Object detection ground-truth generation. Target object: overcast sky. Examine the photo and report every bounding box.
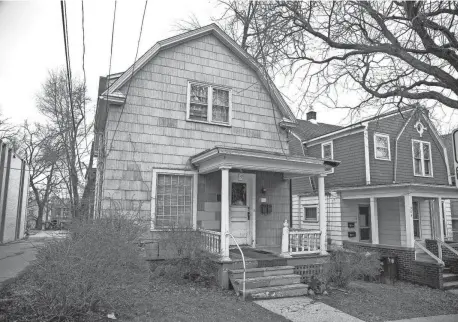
[0,0,456,132]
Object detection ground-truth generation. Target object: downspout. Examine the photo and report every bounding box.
[394,112,415,183]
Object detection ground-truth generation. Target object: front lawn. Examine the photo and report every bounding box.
[318,281,458,322]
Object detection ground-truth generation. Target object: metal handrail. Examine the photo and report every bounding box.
[225,232,246,300]
[415,240,444,265]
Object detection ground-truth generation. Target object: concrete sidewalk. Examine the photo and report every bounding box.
[0,230,67,287]
[255,297,364,322]
[391,315,458,322]
[0,240,42,286]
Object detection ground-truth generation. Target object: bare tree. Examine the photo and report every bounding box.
[36,69,91,219]
[21,122,61,229]
[0,111,19,148]
[210,1,458,115]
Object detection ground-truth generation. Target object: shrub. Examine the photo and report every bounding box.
[151,227,219,286]
[4,213,150,321]
[325,248,381,288]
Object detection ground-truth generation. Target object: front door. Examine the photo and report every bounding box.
[229,173,255,246]
[359,205,371,242]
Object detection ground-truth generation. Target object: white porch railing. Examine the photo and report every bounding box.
[281,220,322,256]
[435,238,458,261]
[414,240,444,265]
[198,228,221,255]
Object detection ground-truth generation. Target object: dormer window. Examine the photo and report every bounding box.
[374,133,391,161]
[412,140,433,177]
[187,82,231,126]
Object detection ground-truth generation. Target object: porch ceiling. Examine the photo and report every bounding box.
[190,146,339,175]
[338,183,458,199]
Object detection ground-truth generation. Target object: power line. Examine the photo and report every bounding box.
[81,0,89,149]
[107,0,148,155]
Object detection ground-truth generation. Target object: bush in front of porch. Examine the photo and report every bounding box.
[150,227,219,286]
[324,248,381,288]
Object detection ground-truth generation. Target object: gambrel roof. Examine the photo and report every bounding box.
[100,23,297,123]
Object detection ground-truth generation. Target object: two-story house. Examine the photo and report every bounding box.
[291,107,458,289]
[92,24,339,296]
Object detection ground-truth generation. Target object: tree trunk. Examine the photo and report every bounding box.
[35,205,45,230]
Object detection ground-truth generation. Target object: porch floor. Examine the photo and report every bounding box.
[229,247,280,260]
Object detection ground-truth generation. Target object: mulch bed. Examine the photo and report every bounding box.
[317,281,458,322]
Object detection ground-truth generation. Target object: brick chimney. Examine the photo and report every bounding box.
[306,109,317,123]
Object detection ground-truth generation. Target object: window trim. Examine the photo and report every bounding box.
[411,139,433,177]
[186,81,232,126]
[374,133,391,161]
[303,205,319,222]
[151,169,198,231]
[321,141,334,174]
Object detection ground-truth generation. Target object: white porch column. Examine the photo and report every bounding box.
[370,197,379,244]
[220,166,231,261]
[437,197,444,241]
[318,174,327,254]
[404,194,415,248]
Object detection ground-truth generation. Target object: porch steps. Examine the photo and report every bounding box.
[228,266,308,300]
[443,266,458,290]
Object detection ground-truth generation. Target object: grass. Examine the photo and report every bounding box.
[0,271,287,322]
[318,280,458,322]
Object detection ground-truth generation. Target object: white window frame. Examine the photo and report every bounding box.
[303,205,318,222]
[321,141,334,174]
[150,169,198,231]
[374,133,391,161]
[412,139,433,177]
[186,81,232,126]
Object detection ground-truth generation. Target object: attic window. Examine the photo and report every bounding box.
[412,140,432,177]
[374,133,391,161]
[321,141,334,174]
[187,82,231,126]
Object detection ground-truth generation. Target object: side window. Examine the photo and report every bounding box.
[304,206,318,221]
[321,141,334,173]
[374,133,391,161]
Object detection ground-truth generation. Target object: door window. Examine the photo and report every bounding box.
[359,205,371,241]
[231,182,247,206]
[413,201,421,238]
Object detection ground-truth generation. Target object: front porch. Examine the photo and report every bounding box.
[190,147,338,261]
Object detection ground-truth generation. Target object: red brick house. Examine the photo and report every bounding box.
[291,107,458,289]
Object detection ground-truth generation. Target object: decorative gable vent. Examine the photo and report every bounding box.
[414,120,427,137]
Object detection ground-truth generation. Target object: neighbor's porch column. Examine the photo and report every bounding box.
[404,194,415,248]
[220,166,231,261]
[370,197,379,244]
[318,174,327,254]
[437,197,444,241]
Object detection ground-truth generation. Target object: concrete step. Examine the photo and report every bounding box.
[243,283,309,300]
[443,273,458,283]
[228,266,295,279]
[415,254,437,263]
[444,267,451,274]
[443,280,458,290]
[232,274,301,292]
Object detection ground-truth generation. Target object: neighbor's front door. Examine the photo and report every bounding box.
[229,173,255,246]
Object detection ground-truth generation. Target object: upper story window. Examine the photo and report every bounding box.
[374,133,391,161]
[412,140,433,177]
[321,141,334,174]
[187,82,231,126]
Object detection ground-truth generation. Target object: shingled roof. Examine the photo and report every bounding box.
[293,119,343,141]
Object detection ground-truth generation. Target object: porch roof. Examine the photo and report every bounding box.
[190,146,340,175]
[337,183,458,199]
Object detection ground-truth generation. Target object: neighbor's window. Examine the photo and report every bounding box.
[304,206,318,221]
[155,174,193,228]
[413,201,421,238]
[412,140,432,177]
[187,82,231,125]
[374,133,391,161]
[321,141,334,173]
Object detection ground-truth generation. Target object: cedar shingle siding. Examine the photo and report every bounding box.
[101,34,289,217]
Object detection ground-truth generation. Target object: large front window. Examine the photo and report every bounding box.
[412,140,432,177]
[155,173,193,228]
[187,82,231,125]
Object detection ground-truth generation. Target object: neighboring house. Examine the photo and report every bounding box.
[0,140,29,243]
[47,197,71,227]
[292,107,457,248]
[442,132,458,241]
[92,23,338,278]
